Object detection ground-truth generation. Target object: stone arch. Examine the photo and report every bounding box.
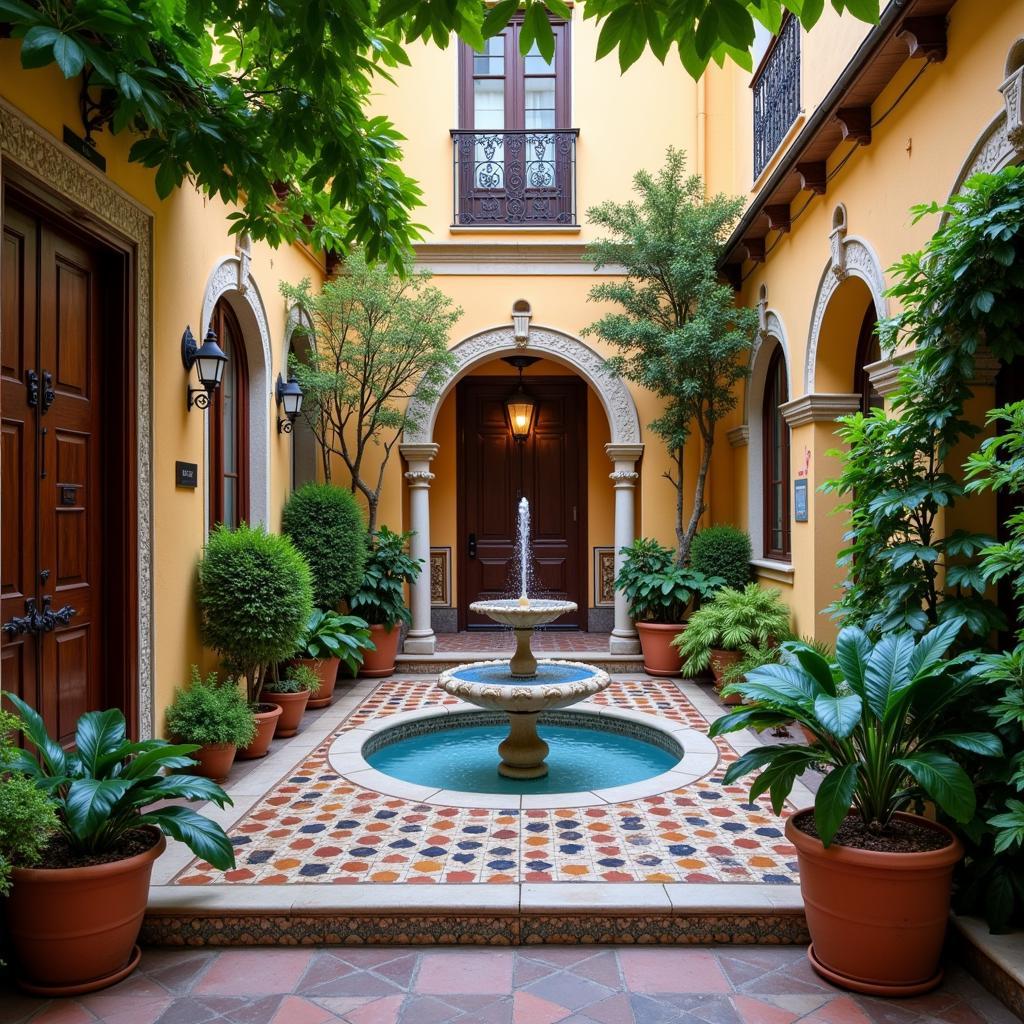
[403,324,641,445]
[805,236,887,394]
[200,255,273,528]
[283,303,319,489]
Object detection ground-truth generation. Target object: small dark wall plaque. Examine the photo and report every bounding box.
[794,478,809,523]
[176,461,198,488]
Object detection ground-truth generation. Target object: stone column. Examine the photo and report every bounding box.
[606,443,644,655]
[399,442,439,655]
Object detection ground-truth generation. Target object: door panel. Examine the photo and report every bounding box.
[458,376,586,629]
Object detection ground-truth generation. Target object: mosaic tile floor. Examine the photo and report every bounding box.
[434,633,613,653]
[174,678,799,886]
[2,945,1017,1024]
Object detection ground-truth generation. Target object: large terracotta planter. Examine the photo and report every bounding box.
[785,809,962,997]
[635,622,685,677]
[265,688,311,737]
[360,623,400,677]
[294,656,340,709]
[237,703,281,760]
[6,828,166,995]
[190,742,237,782]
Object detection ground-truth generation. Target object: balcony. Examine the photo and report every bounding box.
[752,14,801,179]
[451,129,579,227]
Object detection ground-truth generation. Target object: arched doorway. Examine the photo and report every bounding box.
[287,325,319,490]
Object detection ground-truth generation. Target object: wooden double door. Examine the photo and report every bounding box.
[458,376,586,629]
[1,191,132,745]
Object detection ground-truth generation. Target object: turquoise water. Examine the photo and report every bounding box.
[366,722,679,794]
[448,663,596,686]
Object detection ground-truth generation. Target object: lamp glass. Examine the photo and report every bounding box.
[281,380,302,417]
[505,389,536,440]
[195,334,228,388]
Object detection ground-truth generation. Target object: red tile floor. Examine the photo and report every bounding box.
[0,946,1015,1024]
[434,633,613,654]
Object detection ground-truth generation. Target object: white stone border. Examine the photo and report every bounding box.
[326,701,720,809]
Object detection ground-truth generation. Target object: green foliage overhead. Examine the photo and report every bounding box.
[282,253,459,532]
[350,525,422,628]
[166,668,257,749]
[295,609,376,674]
[584,149,757,563]
[614,537,723,623]
[282,483,368,609]
[674,583,791,674]
[710,623,1000,846]
[689,525,753,592]
[0,2,878,270]
[196,523,314,702]
[1,695,236,871]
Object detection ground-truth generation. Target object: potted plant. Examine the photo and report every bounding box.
[614,537,722,676]
[689,525,753,592]
[710,622,998,996]
[196,523,313,758]
[350,526,422,677]
[165,668,257,781]
[281,482,368,610]
[673,584,791,700]
[292,609,375,707]
[262,664,318,736]
[1,694,235,994]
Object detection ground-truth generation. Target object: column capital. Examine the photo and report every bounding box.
[779,393,861,428]
[605,443,644,465]
[404,469,435,489]
[727,425,749,448]
[864,350,914,398]
[400,442,439,464]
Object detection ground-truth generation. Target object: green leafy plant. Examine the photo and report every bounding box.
[720,633,832,689]
[710,623,1000,845]
[1,695,235,870]
[281,255,460,532]
[282,484,368,608]
[689,525,752,592]
[350,526,422,628]
[265,664,320,694]
[673,584,791,675]
[584,149,756,563]
[166,668,257,749]
[196,523,314,704]
[295,609,375,674]
[615,537,723,624]
[0,705,59,897]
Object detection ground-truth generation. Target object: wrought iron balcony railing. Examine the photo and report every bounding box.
[451,129,579,227]
[752,14,801,179]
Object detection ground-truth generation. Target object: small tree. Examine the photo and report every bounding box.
[282,251,460,532]
[583,148,756,564]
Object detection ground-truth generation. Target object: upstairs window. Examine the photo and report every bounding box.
[752,14,801,179]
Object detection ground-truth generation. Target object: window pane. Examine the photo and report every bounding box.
[222,347,236,475]
[473,36,504,75]
[525,79,555,129]
[473,77,505,129]
[223,476,236,529]
[524,40,554,74]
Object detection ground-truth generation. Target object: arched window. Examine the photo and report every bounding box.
[762,346,790,560]
[854,306,883,415]
[209,298,249,529]
[288,332,319,490]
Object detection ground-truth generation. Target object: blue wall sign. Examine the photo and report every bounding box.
[794,478,809,522]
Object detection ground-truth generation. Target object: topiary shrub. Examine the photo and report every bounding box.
[196,523,314,702]
[282,483,368,608]
[166,668,257,748]
[689,525,752,592]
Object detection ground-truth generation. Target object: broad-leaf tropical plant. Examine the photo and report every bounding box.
[1,695,236,871]
[296,609,376,675]
[615,537,723,623]
[709,622,1000,846]
[350,526,423,629]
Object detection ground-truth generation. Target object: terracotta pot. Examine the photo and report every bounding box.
[6,827,166,995]
[264,688,311,737]
[294,656,340,709]
[709,648,742,687]
[785,809,962,997]
[360,623,401,677]
[635,622,685,677]
[190,742,237,782]
[237,703,282,760]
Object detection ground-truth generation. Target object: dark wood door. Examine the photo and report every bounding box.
[458,376,586,629]
[2,200,105,746]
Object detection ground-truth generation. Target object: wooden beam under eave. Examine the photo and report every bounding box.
[796,161,827,195]
[765,205,791,233]
[743,237,766,264]
[898,16,947,62]
[723,263,743,291]
[836,107,872,146]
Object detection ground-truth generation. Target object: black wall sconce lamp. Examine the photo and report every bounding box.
[276,373,304,433]
[181,326,228,411]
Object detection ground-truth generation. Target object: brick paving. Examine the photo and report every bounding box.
[172,678,800,886]
[434,633,613,653]
[1,946,1015,1023]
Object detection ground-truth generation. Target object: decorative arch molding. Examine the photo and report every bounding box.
[403,324,642,445]
[744,309,791,428]
[200,256,273,528]
[804,235,888,394]
[283,303,319,489]
[284,303,314,361]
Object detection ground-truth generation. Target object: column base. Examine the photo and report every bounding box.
[403,632,437,656]
[609,632,641,656]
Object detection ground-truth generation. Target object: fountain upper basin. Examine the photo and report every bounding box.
[469,598,577,629]
[439,658,610,713]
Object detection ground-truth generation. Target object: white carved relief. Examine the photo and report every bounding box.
[0,98,155,737]
[235,232,252,293]
[404,326,642,446]
[829,205,849,282]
